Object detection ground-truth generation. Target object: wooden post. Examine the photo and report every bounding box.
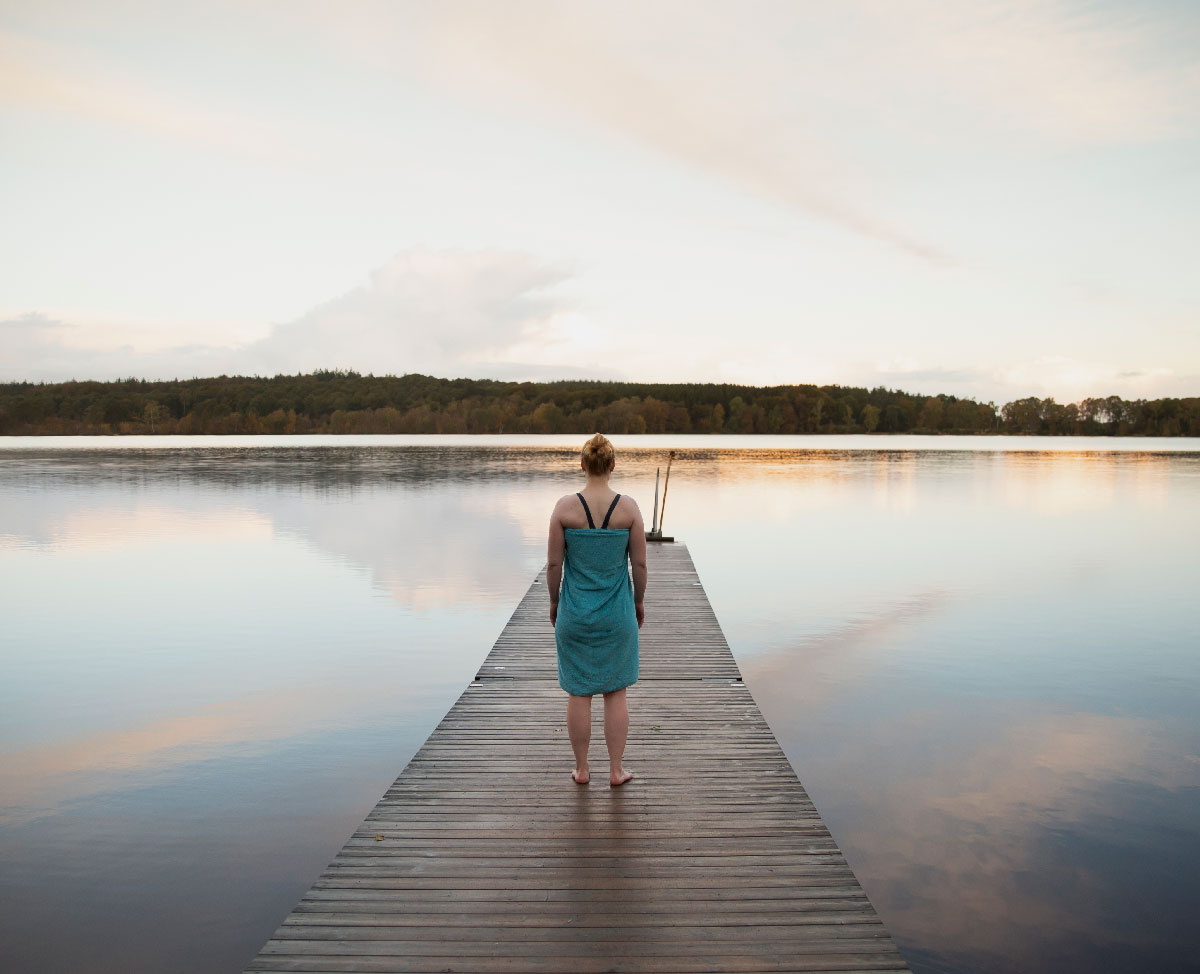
[659,450,676,534]
[651,467,660,534]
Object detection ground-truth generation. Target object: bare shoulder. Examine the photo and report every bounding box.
[606,492,642,530]
[554,492,585,513]
[554,492,589,530]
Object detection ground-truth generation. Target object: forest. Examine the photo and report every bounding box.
[1,371,1196,436]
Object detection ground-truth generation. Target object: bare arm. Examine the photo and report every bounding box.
[546,500,565,626]
[627,501,647,627]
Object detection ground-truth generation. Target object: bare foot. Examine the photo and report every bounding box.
[572,767,590,785]
[610,768,633,787]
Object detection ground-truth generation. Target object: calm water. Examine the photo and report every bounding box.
[1,435,1198,973]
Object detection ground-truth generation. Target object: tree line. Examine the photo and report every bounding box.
[0,371,1196,436]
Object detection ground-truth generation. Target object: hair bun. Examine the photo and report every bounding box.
[581,433,615,475]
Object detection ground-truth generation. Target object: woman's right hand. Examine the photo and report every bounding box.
[635,600,645,629]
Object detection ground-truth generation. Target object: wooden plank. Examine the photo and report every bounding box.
[247,957,909,974]
[246,543,909,973]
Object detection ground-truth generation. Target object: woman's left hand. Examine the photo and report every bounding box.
[549,602,557,626]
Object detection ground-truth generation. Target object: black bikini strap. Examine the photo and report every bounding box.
[576,492,595,529]
[601,494,621,529]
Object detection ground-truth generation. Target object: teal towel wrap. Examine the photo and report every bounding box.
[555,527,639,696]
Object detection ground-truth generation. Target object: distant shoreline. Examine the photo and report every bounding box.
[2,431,1197,439]
[4,435,1199,457]
[2,372,1196,437]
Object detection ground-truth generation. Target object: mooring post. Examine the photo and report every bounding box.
[651,467,660,534]
[658,449,675,533]
[646,456,674,542]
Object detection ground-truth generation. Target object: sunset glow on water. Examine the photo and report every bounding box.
[1,437,1198,973]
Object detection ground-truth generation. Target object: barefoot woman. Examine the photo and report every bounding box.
[547,434,647,787]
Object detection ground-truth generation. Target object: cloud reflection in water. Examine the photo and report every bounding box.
[0,443,1197,974]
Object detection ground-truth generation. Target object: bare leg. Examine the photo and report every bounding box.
[566,694,592,783]
[603,688,633,786]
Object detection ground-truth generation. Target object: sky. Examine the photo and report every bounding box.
[1,0,1198,404]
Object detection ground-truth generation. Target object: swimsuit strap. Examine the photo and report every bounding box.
[576,492,595,529]
[601,494,621,529]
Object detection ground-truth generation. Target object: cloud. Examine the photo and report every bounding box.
[0,312,243,382]
[7,295,1197,401]
[993,355,1187,402]
[0,250,596,382]
[866,362,995,397]
[241,250,582,377]
[349,0,1198,264]
[0,312,73,360]
[860,0,1200,144]
[845,355,1197,403]
[0,312,131,381]
[0,27,289,160]
[407,2,948,263]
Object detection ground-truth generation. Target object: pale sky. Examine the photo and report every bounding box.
[2,0,1198,403]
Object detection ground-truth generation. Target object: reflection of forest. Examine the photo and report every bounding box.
[3,372,1196,436]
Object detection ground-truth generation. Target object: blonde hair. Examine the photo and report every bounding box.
[581,433,615,476]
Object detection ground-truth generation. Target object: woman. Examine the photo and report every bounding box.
[547,433,647,787]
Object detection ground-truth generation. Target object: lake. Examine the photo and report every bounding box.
[1,434,1198,973]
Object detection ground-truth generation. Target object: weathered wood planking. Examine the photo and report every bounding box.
[246,543,909,974]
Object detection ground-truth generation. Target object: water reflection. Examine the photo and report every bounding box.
[745,669,1200,973]
[722,446,1200,973]
[263,486,546,610]
[2,681,359,827]
[1,442,1198,973]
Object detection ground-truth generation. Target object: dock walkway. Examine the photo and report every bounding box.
[247,543,910,973]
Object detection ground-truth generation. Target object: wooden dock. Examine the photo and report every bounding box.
[246,543,910,973]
